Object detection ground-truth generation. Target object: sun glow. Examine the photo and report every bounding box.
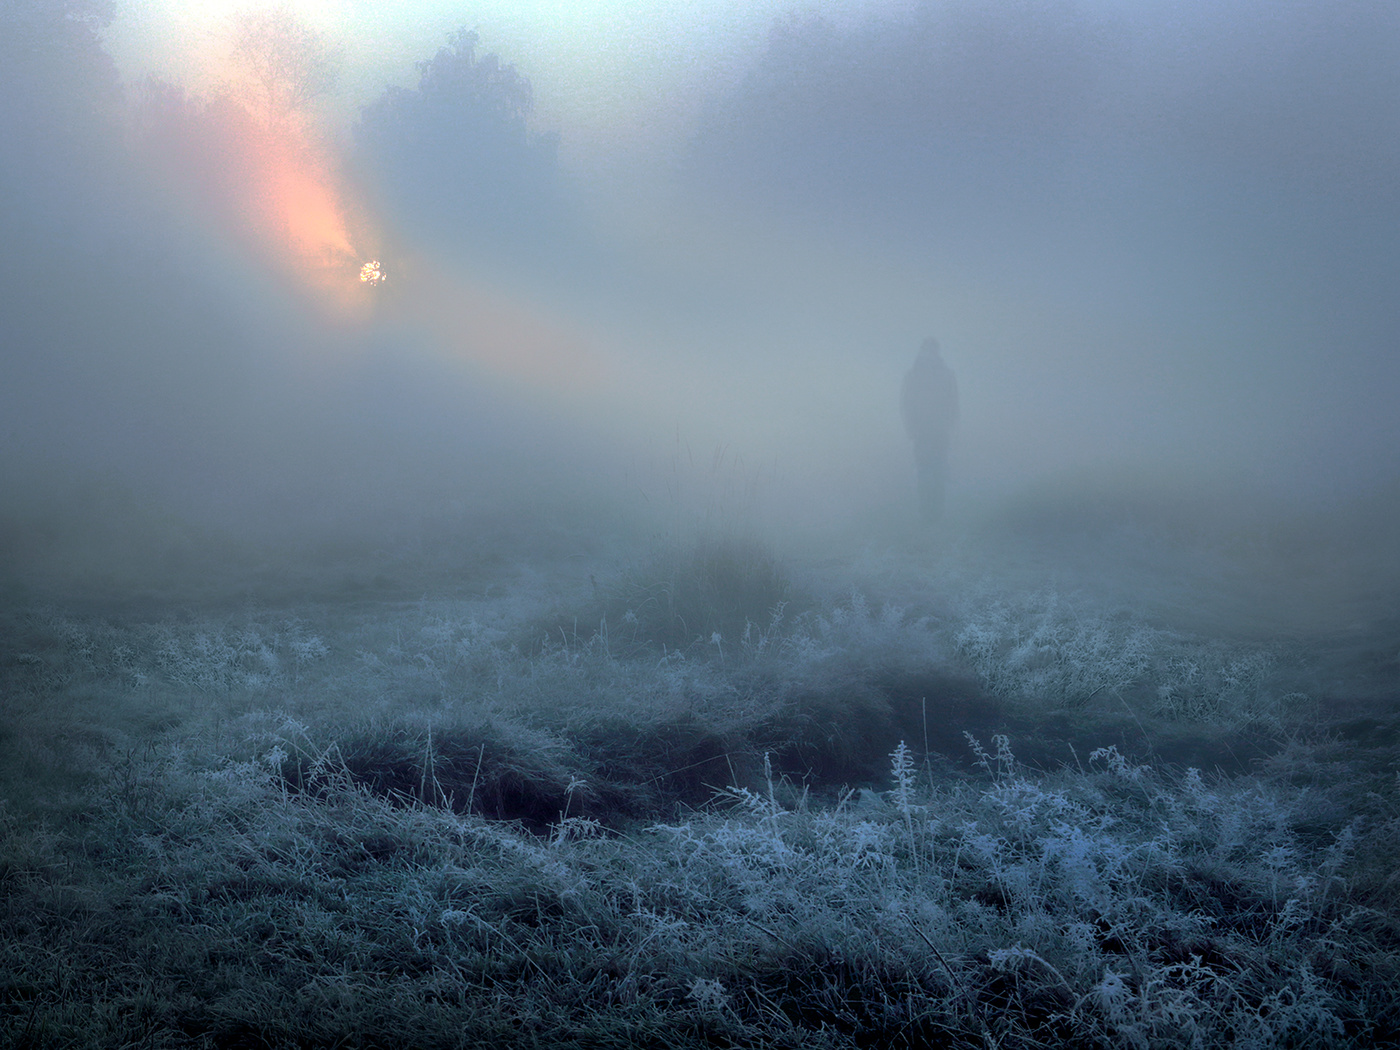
[132,11,621,375]
[265,148,357,264]
[375,253,611,396]
[168,106,377,321]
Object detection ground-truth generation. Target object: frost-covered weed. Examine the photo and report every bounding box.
[1086,956,1346,1050]
[737,601,789,657]
[888,740,918,817]
[954,589,1289,725]
[687,976,731,1017]
[784,591,944,669]
[149,619,329,693]
[955,590,1155,705]
[9,614,155,693]
[1155,645,1282,724]
[964,731,1017,781]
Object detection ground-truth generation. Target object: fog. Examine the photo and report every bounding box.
[3,0,1398,625]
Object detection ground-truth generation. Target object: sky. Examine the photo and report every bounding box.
[4,0,1400,600]
[102,0,909,165]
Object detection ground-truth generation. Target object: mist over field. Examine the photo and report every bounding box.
[3,0,1397,608]
[3,2,1400,1045]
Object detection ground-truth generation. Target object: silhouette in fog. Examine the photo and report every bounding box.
[901,338,959,521]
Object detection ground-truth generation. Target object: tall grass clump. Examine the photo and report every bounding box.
[2,705,1394,1048]
[583,533,798,658]
[953,588,1301,729]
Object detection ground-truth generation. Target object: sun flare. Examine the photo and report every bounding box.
[207,112,376,319]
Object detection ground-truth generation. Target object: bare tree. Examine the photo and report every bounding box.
[231,5,339,125]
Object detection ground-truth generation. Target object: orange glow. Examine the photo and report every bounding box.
[234,118,375,321]
[384,254,611,396]
[263,145,357,263]
[140,91,376,322]
[141,91,606,386]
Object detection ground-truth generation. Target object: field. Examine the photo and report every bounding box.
[2,498,1398,1049]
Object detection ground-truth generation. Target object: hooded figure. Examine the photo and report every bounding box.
[901,337,959,521]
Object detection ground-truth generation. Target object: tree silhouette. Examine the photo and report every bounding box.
[354,29,567,260]
[411,28,533,128]
[231,5,339,126]
[0,0,124,251]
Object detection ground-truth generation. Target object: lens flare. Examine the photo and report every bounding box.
[359,259,385,285]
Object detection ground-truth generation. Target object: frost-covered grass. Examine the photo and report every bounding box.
[2,726,1395,1048]
[1,536,1396,1048]
[951,587,1306,730]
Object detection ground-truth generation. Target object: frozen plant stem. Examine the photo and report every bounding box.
[467,744,483,815]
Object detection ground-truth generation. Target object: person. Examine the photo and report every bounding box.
[901,337,959,522]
